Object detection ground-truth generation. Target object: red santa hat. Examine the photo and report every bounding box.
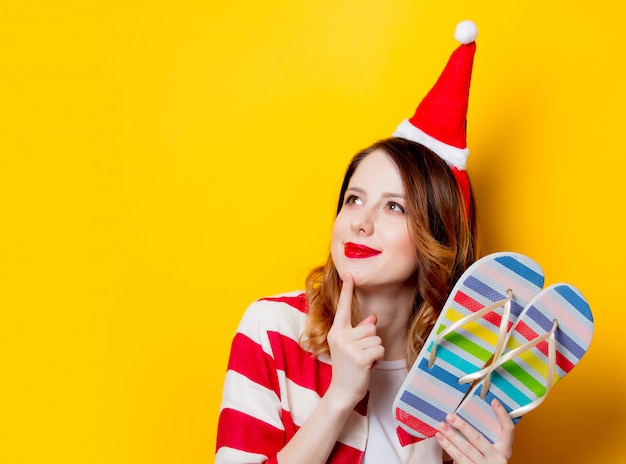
[393,20,478,213]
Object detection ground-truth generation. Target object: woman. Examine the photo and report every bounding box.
[215,138,515,463]
[217,20,515,463]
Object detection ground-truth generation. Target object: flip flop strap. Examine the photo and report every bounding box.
[428,290,513,369]
[463,319,558,414]
[507,320,558,418]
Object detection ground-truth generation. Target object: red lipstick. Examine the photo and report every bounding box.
[344,242,381,259]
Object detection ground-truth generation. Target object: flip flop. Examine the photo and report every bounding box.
[453,283,594,443]
[393,252,545,439]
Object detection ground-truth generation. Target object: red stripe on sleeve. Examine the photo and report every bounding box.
[216,408,285,459]
[354,393,369,416]
[266,331,368,417]
[327,441,365,463]
[268,331,332,397]
[280,408,298,444]
[228,333,280,394]
[260,294,308,313]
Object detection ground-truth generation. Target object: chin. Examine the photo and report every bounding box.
[349,273,382,289]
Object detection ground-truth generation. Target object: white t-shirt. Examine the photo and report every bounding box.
[363,359,442,464]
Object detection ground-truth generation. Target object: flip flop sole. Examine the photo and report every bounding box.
[393,252,545,438]
[454,283,594,443]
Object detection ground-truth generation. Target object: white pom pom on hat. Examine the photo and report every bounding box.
[392,20,478,212]
[454,20,478,44]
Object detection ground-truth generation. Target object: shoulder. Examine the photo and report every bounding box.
[255,290,308,314]
[237,290,308,340]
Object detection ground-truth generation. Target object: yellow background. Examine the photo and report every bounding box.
[1,1,624,462]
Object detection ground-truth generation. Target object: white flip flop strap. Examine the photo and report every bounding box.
[460,320,556,397]
[457,292,513,393]
[429,290,513,369]
[508,321,558,418]
[464,319,558,416]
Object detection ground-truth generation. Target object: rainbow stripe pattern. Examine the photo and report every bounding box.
[393,252,545,438]
[454,283,594,443]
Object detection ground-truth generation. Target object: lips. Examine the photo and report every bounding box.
[344,242,381,259]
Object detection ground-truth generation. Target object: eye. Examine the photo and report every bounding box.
[345,195,362,205]
[386,201,405,213]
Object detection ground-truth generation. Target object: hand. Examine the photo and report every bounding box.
[436,399,515,464]
[325,274,385,409]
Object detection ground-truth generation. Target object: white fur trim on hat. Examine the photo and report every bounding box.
[393,119,469,169]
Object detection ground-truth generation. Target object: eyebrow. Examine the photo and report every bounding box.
[346,187,406,199]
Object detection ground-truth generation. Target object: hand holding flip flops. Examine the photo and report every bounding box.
[393,252,594,444]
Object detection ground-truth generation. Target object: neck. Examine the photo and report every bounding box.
[355,285,416,361]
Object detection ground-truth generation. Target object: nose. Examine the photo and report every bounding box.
[351,209,374,235]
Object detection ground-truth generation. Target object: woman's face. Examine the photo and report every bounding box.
[331,149,418,291]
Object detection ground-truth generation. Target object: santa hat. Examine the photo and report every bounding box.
[393,20,478,212]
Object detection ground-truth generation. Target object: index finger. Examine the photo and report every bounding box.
[333,273,354,329]
[492,399,515,457]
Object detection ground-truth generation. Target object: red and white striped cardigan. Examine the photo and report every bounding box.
[216,291,442,463]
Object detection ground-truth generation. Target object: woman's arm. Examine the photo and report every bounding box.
[277,274,384,463]
[216,325,286,463]
[217,275,384,464]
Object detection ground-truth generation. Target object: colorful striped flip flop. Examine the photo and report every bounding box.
[453,283,593,443]
[393,252,545,439]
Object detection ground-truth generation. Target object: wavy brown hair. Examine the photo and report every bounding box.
[303,137,479,367]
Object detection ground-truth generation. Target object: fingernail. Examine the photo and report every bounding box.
[446,414,457,425]
[439,421,449,432]
[435,432,444,442]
